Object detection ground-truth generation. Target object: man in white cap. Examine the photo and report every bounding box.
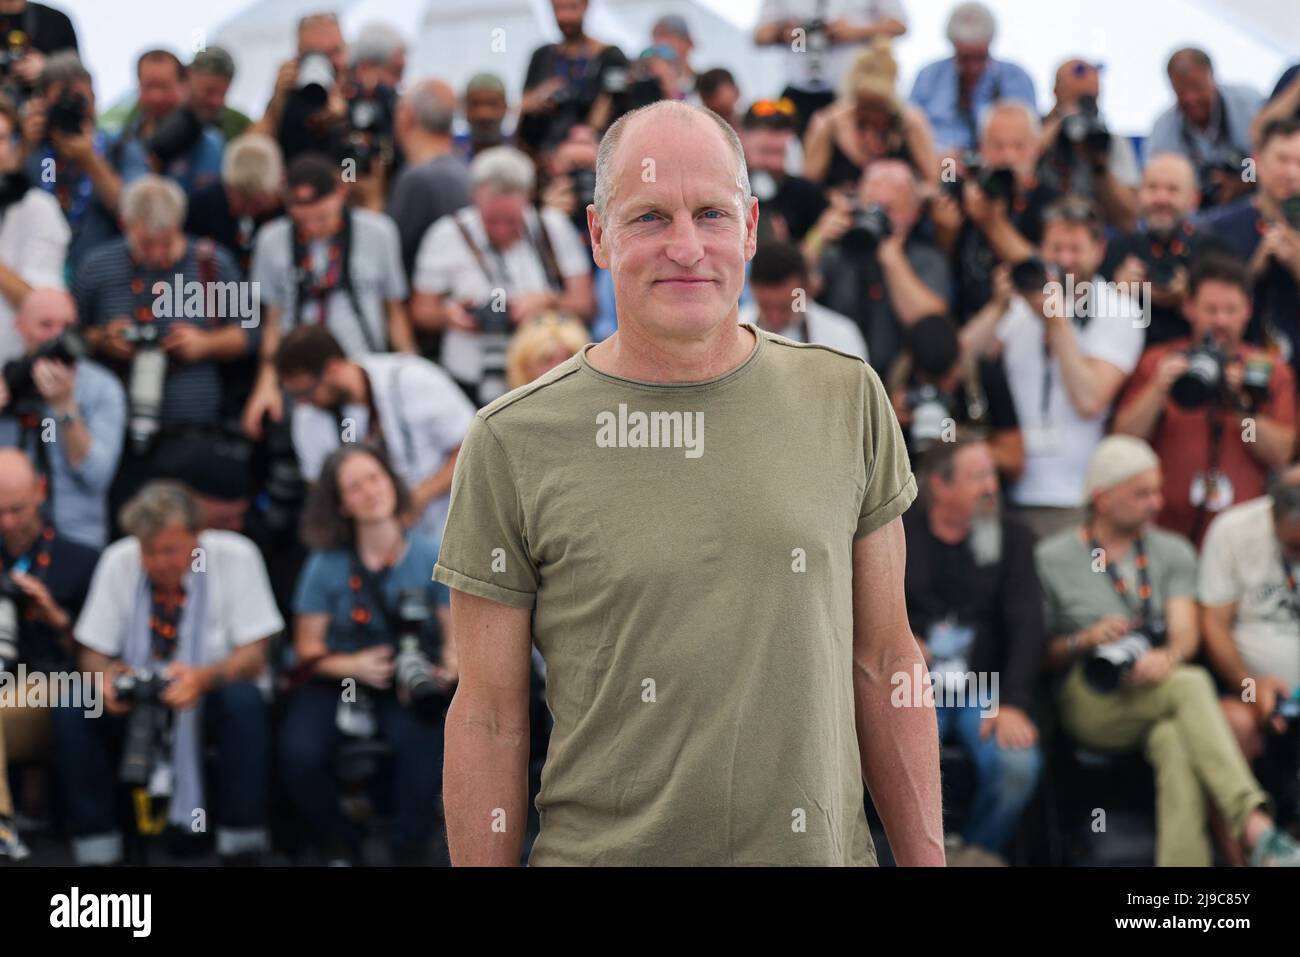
[1035,434,1300,866]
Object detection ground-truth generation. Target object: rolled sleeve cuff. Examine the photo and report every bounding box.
[432,563,537,610]
[854,473,918,540]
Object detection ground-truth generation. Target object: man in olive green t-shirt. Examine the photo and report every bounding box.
[434,100,944,866]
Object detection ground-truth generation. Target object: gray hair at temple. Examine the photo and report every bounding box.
[120,175,187,231]
[946,2,997,45]
[119,481,202,541]
[351,21,406,67]
[471,145,535,194]
[593,100,750,224]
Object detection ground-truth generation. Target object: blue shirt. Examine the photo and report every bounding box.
[1146,83,1262,169]
[293,533,451,654]
[0,358,126,549]
[110,117,225,197]
[25,130,119,278]
[909,56,1038,152]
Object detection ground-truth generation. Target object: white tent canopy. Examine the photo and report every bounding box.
[63,0,1300,136]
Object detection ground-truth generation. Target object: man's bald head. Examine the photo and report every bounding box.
[1138,151,1200,226]
[593,100,750,225]
[0,448,39,492]
[400,79,456,136]
[0,449,44,547]
[15,288,76,350]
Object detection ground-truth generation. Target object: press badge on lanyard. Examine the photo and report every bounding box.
[1190,470,1234,512]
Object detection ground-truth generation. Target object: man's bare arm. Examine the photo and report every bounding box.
[852,516,946,866]
[443,589,534,866]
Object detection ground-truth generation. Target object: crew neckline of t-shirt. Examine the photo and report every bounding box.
[576,323,766,392]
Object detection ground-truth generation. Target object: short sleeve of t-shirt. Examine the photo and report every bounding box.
[1161,533,1198,600]
[856,360,917,538]
[250,219,293,310]
[432,414,540,608]
[293,550,338,615]
[73,539,137,657]
[373,212,409,301]
[411,215,463,296]
[216,533,285,645]
[1080,312,1144,376]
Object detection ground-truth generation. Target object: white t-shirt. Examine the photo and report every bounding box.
[756,0,908,92]
[411,205,591,393]
[996,292,1144,507]
[291,352,476,541]
[1199,495,1300,690]
[0,189,71,365]
[74,530,284,685]
[738,300,868,361]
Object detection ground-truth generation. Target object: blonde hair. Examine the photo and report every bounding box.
[842,37,900,108]
[506,313,590,389]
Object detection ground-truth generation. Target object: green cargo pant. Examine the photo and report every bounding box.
[1058,662,1272,866]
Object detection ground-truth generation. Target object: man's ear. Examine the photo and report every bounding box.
[589,205,610,270]
[744,195,760,261]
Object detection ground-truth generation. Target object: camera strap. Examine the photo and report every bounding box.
[1089,530,1154,628]
[347,550,400,639]
[147,585,187,663]
[454,208,565,297]
[291,209,383,354]
[1280,555,1300,624]
[0,524,54,583]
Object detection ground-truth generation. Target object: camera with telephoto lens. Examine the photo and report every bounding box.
[904,383,954,453]
[841,201,893,251]
[0,574,24,673]
[392,588,447,721]
[471,299,510,403]
[148,107,203,168]
[1083,626,1162,693]
[294,52,335,110]
[114,669,173,787]
[340,85,395,176]
[123,324,167,453]
[1196,144,1246,206]
[2,328,86,412]
[1060,94,1111,156]
[46,87,87,137]
[1010,255,1062,296]
[1170,333,1226,409]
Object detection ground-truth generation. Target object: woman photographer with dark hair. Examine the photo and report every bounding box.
[280,444,454,865]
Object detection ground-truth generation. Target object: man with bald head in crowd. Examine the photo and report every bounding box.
[0,289,125,549]
[389,79,472,280]
[1105,152,1207,345]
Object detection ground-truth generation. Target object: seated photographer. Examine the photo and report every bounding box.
[0,447,99,861]
[934,100,1060,324]
[0,289,124,549]
[281,445,453,866]
[517,0,628,155]
[53,480,283,865]
[965,197,1144,542]
[740,98,827,245]
[803,38,938,190]
[907,2,1035,156]
[1197,118,1300,380]
[505,312,590,390]
[19,52,123,271]
[1113,256,1295,546]
[0,93,69,366]
[741,240,866,359]
[252,12,351,164]
[456,72,510,163]
[71,175,251,527]
[1199,468,1300,792]
[410,146,594,406]
[185,132,285,276]
[388,80,470,282]
[1147,48,1261,211]
[110,49,224,198]
[1103,152,1207,345]
[1036,59,1139,232]
[905,436,1044,862]
[243,152,413,440]
[887,314,1021,482]
[187,46,250,145]
[753,0,908,138]
[814,159,950,374]
[276,325,474,549]
[1036,435,1300,866]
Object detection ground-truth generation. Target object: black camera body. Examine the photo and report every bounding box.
[1010,255,1062,296]
[1280,195,1300,231]
[1170,334,1226,409]
[841,201,893,251]
[1060,94,1111,156]
[46,87,87,136]
[569,167,597,212]
[392,588,448,721]
[121,323,161,346]
[2,329,85,411]
[471,299,510,336]
[148,107,203,168]
[1083,624,1164,693]
[114,668,173,788]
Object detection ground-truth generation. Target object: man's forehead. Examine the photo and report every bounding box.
[607,117,740,206]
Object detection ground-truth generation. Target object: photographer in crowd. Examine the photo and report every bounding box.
[1200,467,1300,816]
[1113,256,1295,546]
[243,153,412,439]
[0,93,69,365]
[410,146,593,406]
[457,73,510,163]
[110,49,224,197]
[741,240,866,358]
[905,435,1044,863]
[275,325,474,548]
[281,445,452,866]
[254,12,350,163]
[21,52,123,271]
[1036,58,1139,231]
[0,447,98,861]
[0,0,78,109]
[517,0,628,155]
[740,98,827,245]
[54,480,283,865]
[815,158,950,374]
[1147,48,1261,210]
[0,288,124,548]
[187,46,250,144]
[72,175,250,525]
[1037,435,1300,867]
[753,0,908,137]
[185,132,285,276]
[1104,152,1206,345]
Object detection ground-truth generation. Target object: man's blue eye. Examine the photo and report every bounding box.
[636,212,657,223]
[701,210,723,219]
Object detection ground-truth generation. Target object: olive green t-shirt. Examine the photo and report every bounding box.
[433,323,916,865]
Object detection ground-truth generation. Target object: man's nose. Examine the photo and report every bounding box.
[663,216,705,267]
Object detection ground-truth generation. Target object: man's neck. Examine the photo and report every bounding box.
[586,318,755,383]
[558,33,589,55]
[928,504,971,545]
[403,131,453,167]
[3,522,41,558]
[355,518,404,568]
[1083,514,1141,559]
[339,361,370,405]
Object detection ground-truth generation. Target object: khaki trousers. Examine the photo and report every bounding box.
[0,674,53,818]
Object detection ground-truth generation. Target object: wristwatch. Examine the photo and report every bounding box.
[56,409,80,426]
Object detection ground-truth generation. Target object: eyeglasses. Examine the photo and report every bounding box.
[749,97,796,118]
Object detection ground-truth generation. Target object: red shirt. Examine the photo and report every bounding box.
[1117,339,1296,545]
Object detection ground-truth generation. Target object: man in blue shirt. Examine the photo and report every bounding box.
[908,1,1036,155]
[0,288,124,549]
